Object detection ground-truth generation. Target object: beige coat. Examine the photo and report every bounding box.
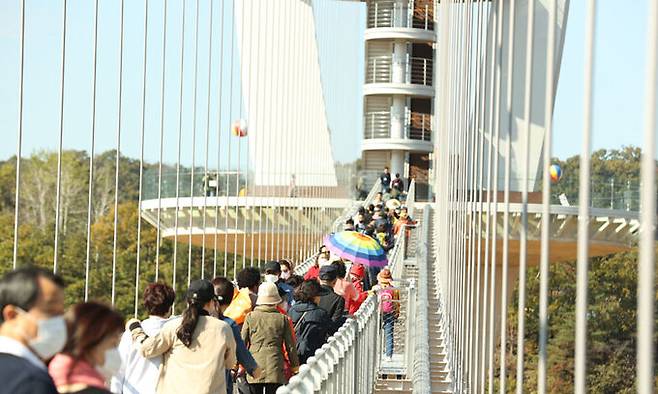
[134,315,236,394]
[241,305,300,384]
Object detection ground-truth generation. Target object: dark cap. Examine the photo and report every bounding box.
[264,261,281,274]
[186,279,216,304]
[319,265,339,281]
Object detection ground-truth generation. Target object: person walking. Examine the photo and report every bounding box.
[126,279,236,394]
[330,261,359,315]
[225,267,261,326]
[380,167,391,193]
[111,283,176,394]
[288,280,332,364]
[372,269,400,360]
[212,277,261,394]
[263,261,294,308]
[49,302,124,394]
[348,264,369,314]
[241,282,299,394]
[0,267,66,394]
[317,265,346,332]
[391,173,404,198]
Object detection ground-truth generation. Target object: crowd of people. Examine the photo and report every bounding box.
[0,261,400,394]
[0,168,415,394]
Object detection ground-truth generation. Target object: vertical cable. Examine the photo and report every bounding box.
[201,0,215,280]
[111,0,126,305]
[224,0,234,275]
[238,0,246,269]
[84,0,100,301]
[12,0,27,269]
[636,0,658,390]
[500,1,516,392]
[53,0,68,273]
[214,0,226,278]
[187,0,200,286]
[574,1,596,392]
[538,0,556,391]
[154,0,168,282]
[248,0,257,267]
[488,0,504,390]
[173,0,188,305]
[515,0,535,390]
[134,0,150,317]
[228,0,237,276]
[481,1,498,390]
[256,0,265,267]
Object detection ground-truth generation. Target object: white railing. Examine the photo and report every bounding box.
[368,0,434,31]
[407,56,433,86]
[278,181,420,393]
[366,55,393,84]
[277,294,380,394]
[331,179,382,233]
[411,205,432,392]
[366,55,433,87]
[406,180,416,215]
[405,111,432,141]
[364,111,392,139]
[293,253,319,276]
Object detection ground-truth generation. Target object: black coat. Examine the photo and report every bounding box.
[289,302,332,364]
[0,354,58,394]
[318,285,346,327]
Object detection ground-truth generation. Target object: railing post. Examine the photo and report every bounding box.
[425,4,429,30]
[374,2,378,28]
[422,114,426,141]
[424,58,428,85]
[405,278,417,374]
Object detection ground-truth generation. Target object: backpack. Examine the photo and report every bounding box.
[293,309,329,364]
[379,287,399,315]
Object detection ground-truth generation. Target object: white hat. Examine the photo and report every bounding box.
[256,282,282,306]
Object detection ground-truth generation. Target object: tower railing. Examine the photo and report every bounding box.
[367,0,434,31]
[365,55,433,87]
[364,111,392,139]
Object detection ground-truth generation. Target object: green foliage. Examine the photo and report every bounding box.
[489,146,657,392]
[0,150,239,319]
[550,146,643,209]
[494,251,650,393]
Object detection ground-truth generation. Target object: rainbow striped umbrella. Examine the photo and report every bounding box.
[323,231,388,268]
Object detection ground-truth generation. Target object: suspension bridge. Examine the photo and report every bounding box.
[2,0,657,393]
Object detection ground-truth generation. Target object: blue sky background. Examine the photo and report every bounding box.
[0,0,653,167]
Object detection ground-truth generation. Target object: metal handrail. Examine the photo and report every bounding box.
[406,180,416,215]
[277,294,379,394]
[406,111,432,141]
[368,0,434,31]
[331,179,382,233]
[278,186,417,392]
[407,56,433,86]
[366,55,433,86]
[411,205,432,392]
[364,111,392,139]
[365,55,393,84]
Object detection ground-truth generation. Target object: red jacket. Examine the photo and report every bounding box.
[304,265,320,280]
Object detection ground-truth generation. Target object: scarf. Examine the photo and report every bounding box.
[48,353,106,390]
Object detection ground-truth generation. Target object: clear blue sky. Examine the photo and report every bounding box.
[0,0,365,168]
[0,1,652,166]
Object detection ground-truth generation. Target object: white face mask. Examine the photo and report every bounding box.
[97,347,122,379]
[280,271,291,280]
[318,257,331,267]
[18,308,67,360]
[264,274,279,283]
